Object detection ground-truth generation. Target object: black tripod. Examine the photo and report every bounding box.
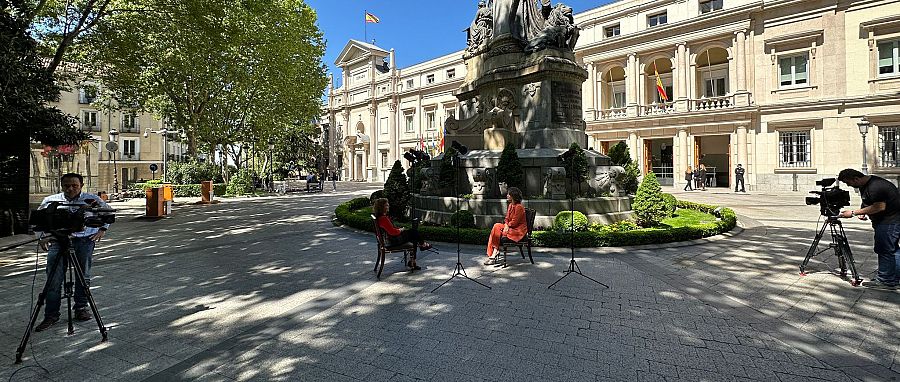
[800,216,862,286]
[432,143,490,292]
[15,234,108,364]
[549,155,609,289]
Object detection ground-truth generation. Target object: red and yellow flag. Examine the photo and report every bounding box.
[365,12,380,23]
[654,64,669,102]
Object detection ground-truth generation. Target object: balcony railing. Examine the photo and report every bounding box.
[120,153,140,161]
[120,123,140,133]
[642,102,674,116]
[599,107,627,120]
[80,123,101,132]
[691,95,734,111]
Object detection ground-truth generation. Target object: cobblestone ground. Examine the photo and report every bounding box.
[0,183,896,381]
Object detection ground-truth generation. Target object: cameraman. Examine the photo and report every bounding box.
[837,169,900,290]
[33,173,111,331]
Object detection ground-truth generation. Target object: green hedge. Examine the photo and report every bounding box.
[334,198,738,248]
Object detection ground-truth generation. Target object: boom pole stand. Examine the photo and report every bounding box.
[799,215,862,286]
[549,156,609,290]
[432,144,490,293]
[15,235,108,364]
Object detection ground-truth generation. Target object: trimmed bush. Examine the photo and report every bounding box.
[383,161,410,219]
[370,189,386,205]
[594,220,641,234]
[497,143,525,191]
[450,210,476,228]
[661,193,677,215]
[608,141,631,166]
[553,211,589,232]
[408,161,428,193]
[227,169,254,196]
[619,161,640,195]
[633,172,670,227]
[438,147,457,191]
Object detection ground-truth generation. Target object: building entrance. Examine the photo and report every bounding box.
[643,138,674,186]
[694,135,730,188]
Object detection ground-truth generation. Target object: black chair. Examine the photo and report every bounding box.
[371,215,417,279]
[499,208,536,268]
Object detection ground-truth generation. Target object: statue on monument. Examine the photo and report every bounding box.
[466,1,493,55]
[525,3,580,52]
[490,0,550,45]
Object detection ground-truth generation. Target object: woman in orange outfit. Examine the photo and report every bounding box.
[485,187,526,265]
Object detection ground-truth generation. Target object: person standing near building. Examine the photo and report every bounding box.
[683,166,694,191]
[734,164,746,192]
[837,169,900,289]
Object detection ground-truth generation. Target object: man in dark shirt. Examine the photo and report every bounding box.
[837,168,900,289]
[734,164,746,192]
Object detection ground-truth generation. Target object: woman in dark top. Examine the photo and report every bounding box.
[373,198,432,270]
[684,166,694,191]
[698,164,707,191]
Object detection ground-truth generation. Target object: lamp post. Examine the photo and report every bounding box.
[267,139,275,192]
[108,128,120,194]
[858,117,871,175]
[144,127,186,182]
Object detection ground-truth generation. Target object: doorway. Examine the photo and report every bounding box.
[694,135,730,188]
[644,138,674,186]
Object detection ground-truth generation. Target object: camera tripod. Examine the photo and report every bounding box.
[432,143,490,293]
[15,234,108,364]
[799,216,862,286]
[549,163,609,290]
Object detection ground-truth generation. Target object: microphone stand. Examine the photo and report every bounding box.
[549,155,609,289]
[432,151,490,292]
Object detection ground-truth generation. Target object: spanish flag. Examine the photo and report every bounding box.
[365,12,380,23]
[654,64,669,102]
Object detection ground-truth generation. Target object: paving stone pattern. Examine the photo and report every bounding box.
[0,183,895,381]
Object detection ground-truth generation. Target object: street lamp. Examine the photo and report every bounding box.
[267,139,275,192]
[108,128,120,194]
[144,127,186,182]
[858,117,871,175]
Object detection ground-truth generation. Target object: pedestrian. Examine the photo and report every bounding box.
[34,173,113,331]
[734,164,746,192]
[684,166,694,191]
[837,169,900,289]
[698,164,707,191]
[693,167,701,190]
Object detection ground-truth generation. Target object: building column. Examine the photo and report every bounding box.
[734,30,750,106]
[389,102,398,166]
[675,43,689,112]
[369,107,377,182]
[347,147,354,181]
[585,62,597,121]
[628,130,639,166]
[675,127,688,188]
[736,125,748,170]
[626,53,639,117]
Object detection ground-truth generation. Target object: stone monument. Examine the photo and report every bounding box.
[416,0,631,228]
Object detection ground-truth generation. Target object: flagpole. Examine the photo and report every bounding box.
[364,10,367,42]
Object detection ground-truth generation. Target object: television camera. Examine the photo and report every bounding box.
[30,200,116,236]
[805,178,851,217]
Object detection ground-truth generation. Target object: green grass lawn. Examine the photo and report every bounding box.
[659,208,717,228]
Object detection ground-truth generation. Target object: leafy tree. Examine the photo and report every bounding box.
[383,160,410,219]
[608,141,631,165]
[167,161,222,184]
[83,0,328,160]
[633,172,670,227]
[496,143,525,192]
[563,142,589,196]
[450,210,476,228]
[553,211,589,232]
[226,168,254,196]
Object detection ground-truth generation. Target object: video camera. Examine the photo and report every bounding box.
[403,149,430,164]
[805,178,851,217]
[30,201,116,235]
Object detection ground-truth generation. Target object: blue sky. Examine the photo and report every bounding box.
[305,0,612,86]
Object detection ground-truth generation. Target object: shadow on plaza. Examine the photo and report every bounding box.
[2,190,898,380]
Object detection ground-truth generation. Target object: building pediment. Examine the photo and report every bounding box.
[335,40,390,66]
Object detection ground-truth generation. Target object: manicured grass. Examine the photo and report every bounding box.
[658,208,717,228]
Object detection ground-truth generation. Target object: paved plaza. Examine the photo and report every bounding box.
[0,183,898,381]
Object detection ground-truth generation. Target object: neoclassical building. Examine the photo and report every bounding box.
[323,0,900,191]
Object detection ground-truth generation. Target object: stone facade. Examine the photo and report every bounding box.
[323,0,900,192]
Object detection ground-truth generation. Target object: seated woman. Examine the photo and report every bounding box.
[485,187,526,265]
[373,198,432,270]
